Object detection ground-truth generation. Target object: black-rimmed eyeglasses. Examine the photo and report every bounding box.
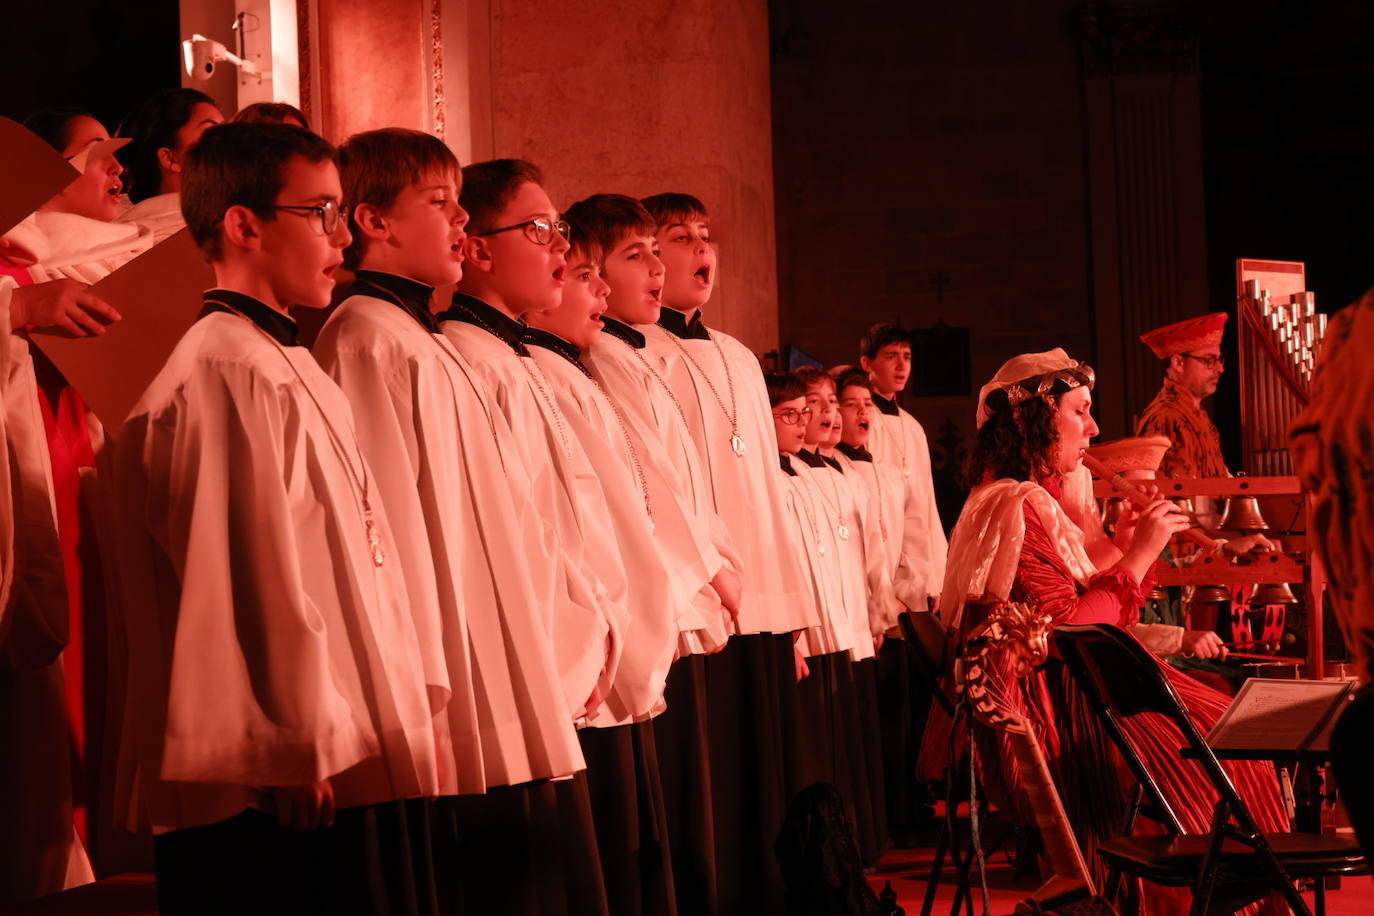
[478,217,570,246]
[261,199,342,235]
[1181,352,1224,370]
[772,406,813,426]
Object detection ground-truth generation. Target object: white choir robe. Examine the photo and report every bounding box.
[810,455,882,662]
[778,456,854,659]
[643,314,817,636]
[4,211,153,284]
[529,338,705,725]
[313,291,588,788]
[584,328,739,657]
[0,287,95,899]
[104,310,447,835]
[441,310,626,716]
[834,448,909,637]
[867,399,948,612]
[117,192,186,245]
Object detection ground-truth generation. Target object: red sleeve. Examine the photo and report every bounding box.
[1017,502,1144,626]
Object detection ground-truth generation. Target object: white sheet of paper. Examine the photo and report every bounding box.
[1207,677,1352,752]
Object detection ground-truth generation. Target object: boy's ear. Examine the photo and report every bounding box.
[351,202,390,243]
[461,234,495,274]
[859,355,874,374]
[221,204,261,252]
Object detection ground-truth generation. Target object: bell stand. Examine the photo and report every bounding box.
[1092,474,1327,678]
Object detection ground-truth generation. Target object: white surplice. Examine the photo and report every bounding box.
[0,290,95,902]
[313,290,588,788]
[105,309,446,835]
[117,192,185,245]
[4,211,153,285]
[807,455,881,661]
[584,327,738,657]
[529,336,697,725]
[778,456,851,658]
[643,313,816,636]
[441,306,625,719]
[834,447,907,637]
[866,398,948,611]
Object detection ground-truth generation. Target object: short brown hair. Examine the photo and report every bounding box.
[641,192,709,230]
[337,128,460,269]
[793,366,835,394]
[765,371,806,408]
[833,368,871,395]
[181,122,335,261]
[233,102,309,129]
[859,322,910,360]
[562,194,654,266]
[460,158,543,234]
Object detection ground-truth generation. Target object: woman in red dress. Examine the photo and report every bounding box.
[935,349,1289,915]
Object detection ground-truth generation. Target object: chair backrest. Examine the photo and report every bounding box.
[899,610,956,716]
[1053,624,1264,839]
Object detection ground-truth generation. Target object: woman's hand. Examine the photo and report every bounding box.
[1110,483,1162,552]
[1119,499,1191,581]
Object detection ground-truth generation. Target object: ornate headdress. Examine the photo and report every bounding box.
[1139,312,1228,360]
[975,348,1095,429]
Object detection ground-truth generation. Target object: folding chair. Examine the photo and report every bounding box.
[900,611,1030,916]
[1054,624,1366,916]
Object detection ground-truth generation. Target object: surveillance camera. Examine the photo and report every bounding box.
[181,34,260,81]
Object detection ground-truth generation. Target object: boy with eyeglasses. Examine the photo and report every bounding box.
[640,192,819,913]
[441,159,634,914]
[105,122,447,914]
[523,211,715,916]
[312,130,606,914]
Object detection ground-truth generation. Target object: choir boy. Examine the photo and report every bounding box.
[858,324,945,845]
[104,122,448,914]
[642,192,819,912]
[859,322,947,612]
[566,193,742,915]
[443,159,640,913]
[312,129,602,915]
[787,367,884,862]
[524,218,711,915]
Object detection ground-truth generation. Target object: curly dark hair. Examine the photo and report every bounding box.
[965,370,1092,485]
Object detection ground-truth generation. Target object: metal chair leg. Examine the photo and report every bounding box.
[921,818,949,916]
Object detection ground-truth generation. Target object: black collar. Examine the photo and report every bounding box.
[836,441,874,462]
[656,306,711,341]
[524,327,590,377]
[871,391,900,416]
[780,454,798,477]
[198,289,299,347]
[822,454,844,472]
[350,270,439,333]
[439,293,529,355]
[795,448,828,469]
[600,315,646,349]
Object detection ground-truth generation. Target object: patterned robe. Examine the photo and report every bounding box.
[1136,378,1230,478]
[1291,293,1374,682]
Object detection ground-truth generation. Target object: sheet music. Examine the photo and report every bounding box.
[1207,678,1352,752]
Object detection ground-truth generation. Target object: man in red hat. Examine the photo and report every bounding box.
[1135,312,1231,484]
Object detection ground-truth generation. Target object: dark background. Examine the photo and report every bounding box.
[6,0,1371,511]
